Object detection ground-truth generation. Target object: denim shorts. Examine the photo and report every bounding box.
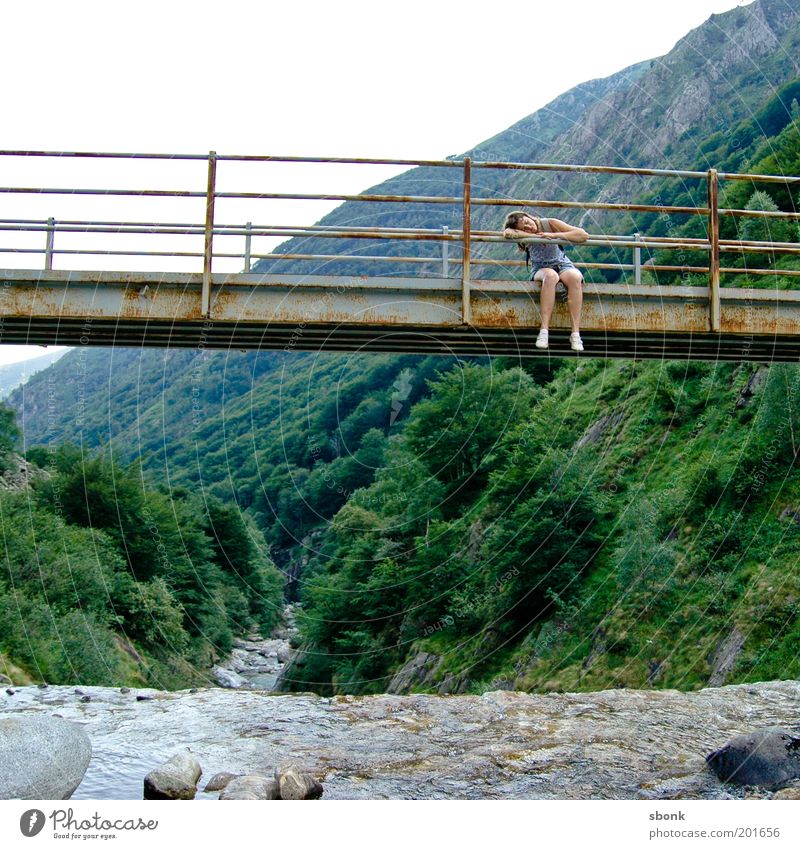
[530,259,582,281]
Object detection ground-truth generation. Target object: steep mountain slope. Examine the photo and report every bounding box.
[253,0,800,282]
[0,349,66,399]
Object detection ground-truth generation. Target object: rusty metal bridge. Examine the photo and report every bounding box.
[1,150,799,361]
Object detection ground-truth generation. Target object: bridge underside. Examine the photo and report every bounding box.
[2,270,799,363]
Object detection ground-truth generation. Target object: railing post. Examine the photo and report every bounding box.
[244,221,252,272]
[44,217,55,271]
[441,225,449,278]
[633,232,642,285]
[461,157,472,324]
[707,168,721,332]
[202,150,217,317]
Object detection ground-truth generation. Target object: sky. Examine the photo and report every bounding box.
[0,0,753,367]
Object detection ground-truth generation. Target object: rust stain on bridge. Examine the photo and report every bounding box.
[1,270,800,363]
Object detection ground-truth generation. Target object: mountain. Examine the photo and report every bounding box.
[0,349,67,400]
[253,0,800,282]
[5,0,800,694]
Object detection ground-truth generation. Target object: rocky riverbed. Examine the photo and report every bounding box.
[2,680,800,800]
[211,605,299,691]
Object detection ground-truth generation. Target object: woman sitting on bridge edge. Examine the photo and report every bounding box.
[503,211,588,352]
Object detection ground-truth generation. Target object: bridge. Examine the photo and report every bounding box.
[1,150,799,361]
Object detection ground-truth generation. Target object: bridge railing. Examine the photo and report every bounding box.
[0,150,798,326]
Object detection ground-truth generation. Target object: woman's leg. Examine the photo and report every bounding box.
[535,267,559,329]
[560,268,584,332]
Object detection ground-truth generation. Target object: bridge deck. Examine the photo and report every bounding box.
[1,269,799,362]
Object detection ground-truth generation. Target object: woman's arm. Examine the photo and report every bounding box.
[546,218,589,243]
[503,227,538,244]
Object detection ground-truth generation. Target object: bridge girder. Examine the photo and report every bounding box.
[1,270,798,362]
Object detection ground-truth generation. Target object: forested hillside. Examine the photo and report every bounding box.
[0,420,284,688]
[4,0,800,693]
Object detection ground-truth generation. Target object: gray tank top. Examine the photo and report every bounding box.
[523,218,569,266]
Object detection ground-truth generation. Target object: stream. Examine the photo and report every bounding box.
[68,605,300,800]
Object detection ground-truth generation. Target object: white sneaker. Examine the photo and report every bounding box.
[570,332,584,352]
[535,328,549,349]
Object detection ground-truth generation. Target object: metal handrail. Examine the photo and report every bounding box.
[2,218,798,249]
[2,148,798,184]
[1,149,798,327]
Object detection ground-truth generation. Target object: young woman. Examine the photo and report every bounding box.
[503,211,588,351]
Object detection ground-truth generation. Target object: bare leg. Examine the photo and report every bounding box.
[536,268,559,330]
[560,268,584,332]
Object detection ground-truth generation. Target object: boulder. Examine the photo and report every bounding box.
[772,786,800,800]
[706,728,800,789]
[143,750,202,800]
[203,772,240,793]
[211,666,251,689]
[276,767,323,800]
[386,650,442,694]
[0,714,92,799]
[220,775,280,800]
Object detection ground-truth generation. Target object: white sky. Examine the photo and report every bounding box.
[0,0,751,367]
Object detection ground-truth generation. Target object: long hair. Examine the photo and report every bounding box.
[503,211,541,253]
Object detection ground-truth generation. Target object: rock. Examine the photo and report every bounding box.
[772,786,800,800]
[386,650,443,695]
[438,672,471,695]
[5,689,14,696]
[220,775,280,800]
[0,714,92,799]
[203,772,240,793]
[277,767,323,800]
[0,454,47,492]
[575,410,626,449]
[211,666,251,690]
[706,728,800,789]
[136,695,154,702]
[226,649,252,674]
[736,366,767,408]
[277,644,293,664]
[707,627,746,686]
[143,750,202,800]
[80,696,91,703]
[119,687,130,694]
[647,660,664,684]
[779,506,800,525]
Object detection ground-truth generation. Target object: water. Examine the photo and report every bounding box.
[69,610,299,799]
[71,752,163,800]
